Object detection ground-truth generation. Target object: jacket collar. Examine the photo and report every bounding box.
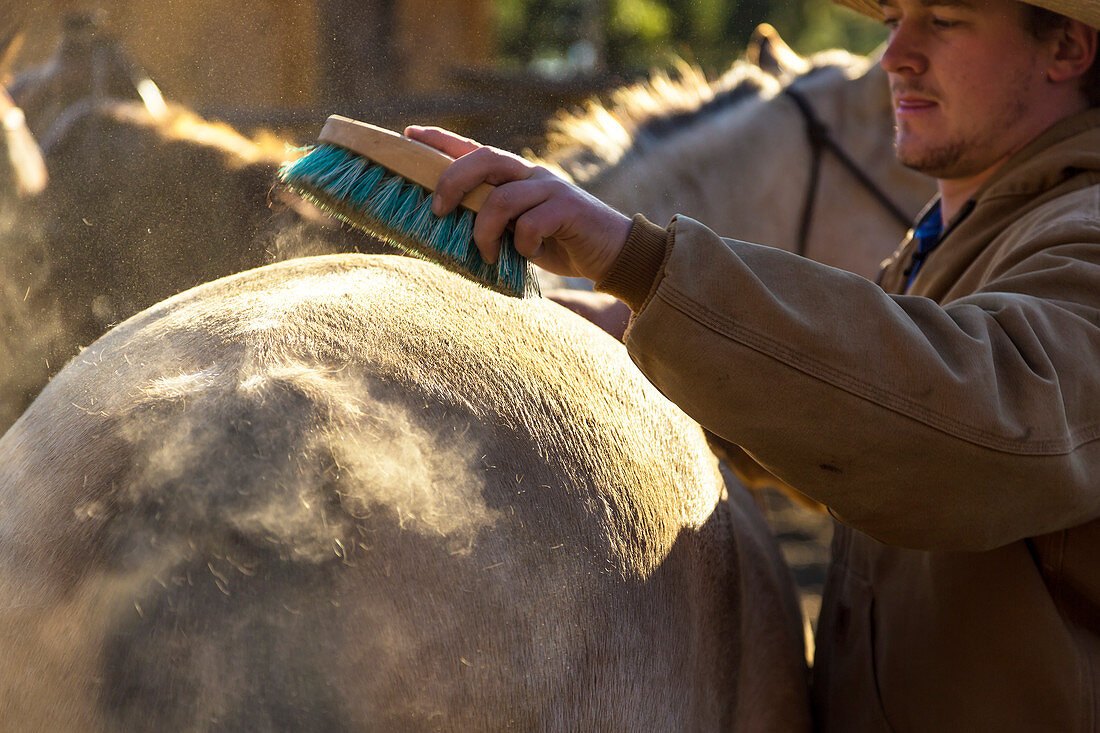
[967,107,1100,208]
[879,107,1100,295]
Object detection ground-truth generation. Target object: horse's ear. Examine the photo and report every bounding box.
[0,27,25,84]
[746,24,809,79]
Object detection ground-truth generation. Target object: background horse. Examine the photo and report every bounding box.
[0,92,391,433]
[0,253,811,729]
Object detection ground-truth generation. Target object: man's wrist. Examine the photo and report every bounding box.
[594,214,670,312]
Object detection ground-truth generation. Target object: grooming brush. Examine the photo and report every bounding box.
[279,116,540,298]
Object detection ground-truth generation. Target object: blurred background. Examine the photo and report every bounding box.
[4,0,885,149]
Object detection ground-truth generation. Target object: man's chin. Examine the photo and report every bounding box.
[897,154,940,176]
[894,139,966,179]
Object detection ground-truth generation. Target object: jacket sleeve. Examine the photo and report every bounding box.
[599,214,1100,552]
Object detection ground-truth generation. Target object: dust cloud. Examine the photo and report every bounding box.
[0,184,66,432]
[114,355,499,567]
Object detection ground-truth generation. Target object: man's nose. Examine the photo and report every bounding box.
[881,22,930,76]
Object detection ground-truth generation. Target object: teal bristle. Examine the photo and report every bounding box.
[279,144,541,298]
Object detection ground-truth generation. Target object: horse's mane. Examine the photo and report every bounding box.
[116,102,294,164]
[535,48,867,184]
[39,97,294,165]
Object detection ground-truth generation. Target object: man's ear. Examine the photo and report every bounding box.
[1046,20,1097,84]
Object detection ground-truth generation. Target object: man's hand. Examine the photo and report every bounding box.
[405,126,633,283]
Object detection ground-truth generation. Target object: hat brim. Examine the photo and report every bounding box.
[831,0,1100,30]
[831,0,885,20]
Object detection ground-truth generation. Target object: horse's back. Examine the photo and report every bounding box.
[0,254,810,729]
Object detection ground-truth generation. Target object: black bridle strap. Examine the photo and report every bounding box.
[783,87,913,257]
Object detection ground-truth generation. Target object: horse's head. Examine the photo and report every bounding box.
[9,11,167,142]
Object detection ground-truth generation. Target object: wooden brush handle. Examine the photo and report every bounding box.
[319,116,494,212]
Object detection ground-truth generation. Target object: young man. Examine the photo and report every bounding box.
[408,0,1100,728]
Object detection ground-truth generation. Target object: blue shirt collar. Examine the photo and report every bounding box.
[905,201,943,290]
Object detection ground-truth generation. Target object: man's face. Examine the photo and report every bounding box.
[880,0,1054,179]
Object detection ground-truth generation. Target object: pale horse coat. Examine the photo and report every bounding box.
[0,254,811,730]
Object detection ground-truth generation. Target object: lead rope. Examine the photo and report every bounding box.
[783,87,913,258]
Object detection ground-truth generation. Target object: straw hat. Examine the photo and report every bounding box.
[832,0,1100,30]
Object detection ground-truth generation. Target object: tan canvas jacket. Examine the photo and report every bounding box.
[598,108,1100,731]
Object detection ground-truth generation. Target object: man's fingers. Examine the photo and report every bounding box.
[472,179,560,263]
[403,125,480,160]
[400,126,628,280]
[513,201,562,259]
[431,147,537,216]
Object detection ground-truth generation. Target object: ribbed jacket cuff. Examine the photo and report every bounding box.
[595,214,670,312]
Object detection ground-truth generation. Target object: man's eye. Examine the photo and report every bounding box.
[932,17,959,27]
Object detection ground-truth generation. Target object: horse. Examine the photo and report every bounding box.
[0,253,812,729]
[537,33,935,280]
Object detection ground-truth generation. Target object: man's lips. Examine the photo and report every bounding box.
[893,93,938,112]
